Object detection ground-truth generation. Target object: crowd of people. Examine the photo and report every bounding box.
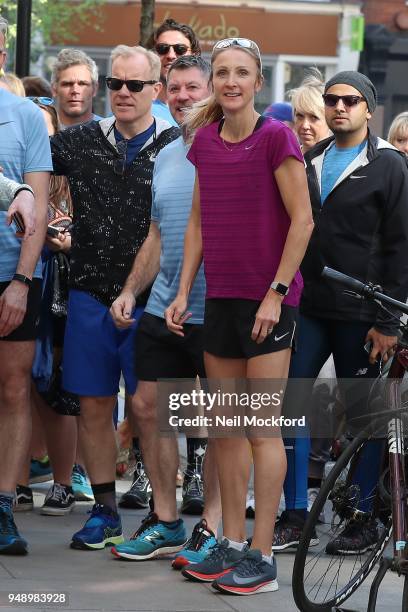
[1,13,408,598]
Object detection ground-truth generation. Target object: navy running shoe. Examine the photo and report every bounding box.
[212,549,278,595]
[181,539,247,582]
[70,504,124,550]
[112,512,187,561]
[0,507,28,555]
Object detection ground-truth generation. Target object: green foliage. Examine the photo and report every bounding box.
[0,0,105,47]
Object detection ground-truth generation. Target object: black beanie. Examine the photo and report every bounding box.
[324,71,377,113]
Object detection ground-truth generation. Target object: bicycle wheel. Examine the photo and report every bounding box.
[293,433,392,612]
[403,574,408,612]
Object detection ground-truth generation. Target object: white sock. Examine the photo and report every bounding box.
[223,537,245,551]
[262,552,274,564]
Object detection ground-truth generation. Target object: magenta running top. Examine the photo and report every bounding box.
[187,117,304,305]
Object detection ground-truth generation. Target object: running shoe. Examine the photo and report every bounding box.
[212,549,278,595]
[70,504,124,550]
[118,461,151,509]
[272,511,319,552]
[325,519,378,555]
[41,483,75,516]
[180,470,204,515]
[29,456,53,484]
[172,519,217,569]
[71,464,94,502]
[181,539,247,582]
[112,512,187,561]
[13,485,33,512]
[0,507,28,555]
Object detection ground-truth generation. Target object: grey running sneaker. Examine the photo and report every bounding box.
[180,470,204,515]
[119,461,152,509]
[213,549,278,595]
[41,483,75,516]
[181,538,247,582]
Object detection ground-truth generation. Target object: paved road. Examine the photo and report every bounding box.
[0,477,404,612]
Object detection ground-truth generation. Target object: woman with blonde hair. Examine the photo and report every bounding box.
[388,111,408,156]
[288,68,331,152]
[166,38,313,595]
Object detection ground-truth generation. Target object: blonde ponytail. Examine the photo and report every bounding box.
[183,94,224,143]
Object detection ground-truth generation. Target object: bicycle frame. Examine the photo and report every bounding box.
[383,340,408,574]
[321,267,408,610]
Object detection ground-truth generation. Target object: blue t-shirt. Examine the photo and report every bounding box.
[0,90,53,281]
[321,141,366,205]
[152,100,178,127]
[146,136,206,324]
[114,121,156,165]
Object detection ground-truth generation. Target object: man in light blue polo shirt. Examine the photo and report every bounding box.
[0,15,52,556]
[110,56,221,567]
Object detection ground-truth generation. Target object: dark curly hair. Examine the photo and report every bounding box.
[150,18,201,55]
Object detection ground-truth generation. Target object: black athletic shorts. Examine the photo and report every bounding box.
[0,279,42,342]
[203,298,298,359]
[135,312,205,381]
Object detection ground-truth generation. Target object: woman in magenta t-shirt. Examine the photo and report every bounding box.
[166,38,313,594]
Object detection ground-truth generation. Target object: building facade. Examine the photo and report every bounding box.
[45,0,362,116]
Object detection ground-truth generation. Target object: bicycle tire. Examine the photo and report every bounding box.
[403,574,408,612]
[293,432,392,612]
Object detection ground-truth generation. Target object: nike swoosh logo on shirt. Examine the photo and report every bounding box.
[245,145,254,150]
[0,121,12,126]
[349,175,367,179]
[274,332,289,342]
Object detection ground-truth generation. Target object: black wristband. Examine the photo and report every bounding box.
[12,273,32,287]
[13,186,34,198]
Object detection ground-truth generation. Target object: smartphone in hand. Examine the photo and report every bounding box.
[12,212,25,234]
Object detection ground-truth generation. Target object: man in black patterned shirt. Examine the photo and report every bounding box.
[51,44,179,550]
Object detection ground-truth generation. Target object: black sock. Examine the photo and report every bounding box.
[186,437,207,473]
[286,508,307,524]
[91,482,117,513]
[160,518,182,528]
[308,477,322,489]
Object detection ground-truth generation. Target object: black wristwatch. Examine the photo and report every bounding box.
[270,281,289,297]
[12,273,32,287]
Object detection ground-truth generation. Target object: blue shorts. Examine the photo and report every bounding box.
[63,290,144,397]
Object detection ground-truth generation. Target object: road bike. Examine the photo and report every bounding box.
[292,267,408,612]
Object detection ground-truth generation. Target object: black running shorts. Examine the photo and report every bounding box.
[203,298,298,359]
[135,312,205,381]
[0,279,42,342]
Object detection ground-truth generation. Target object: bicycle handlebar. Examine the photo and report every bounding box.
[322,266,408,317]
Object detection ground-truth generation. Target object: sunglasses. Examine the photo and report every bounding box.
[106,77,157,93]
[154,43,190,57]
[322,94,366,108]
[212,38,262,70]
[28,96,54,105]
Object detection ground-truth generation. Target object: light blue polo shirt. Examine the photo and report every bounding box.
[0,90,53,281]
[152,100,178,127]
[145,136,206,324]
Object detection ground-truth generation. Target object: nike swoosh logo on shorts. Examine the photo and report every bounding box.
[274,332,289,342]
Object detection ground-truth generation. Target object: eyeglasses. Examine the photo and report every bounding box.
[154,43,190,57]
[106,77,157,93]
[28,96,54,105]
[113,138,128,177]
[322,94,366,109]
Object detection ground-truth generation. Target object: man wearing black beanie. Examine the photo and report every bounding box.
[275,70,408,557]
